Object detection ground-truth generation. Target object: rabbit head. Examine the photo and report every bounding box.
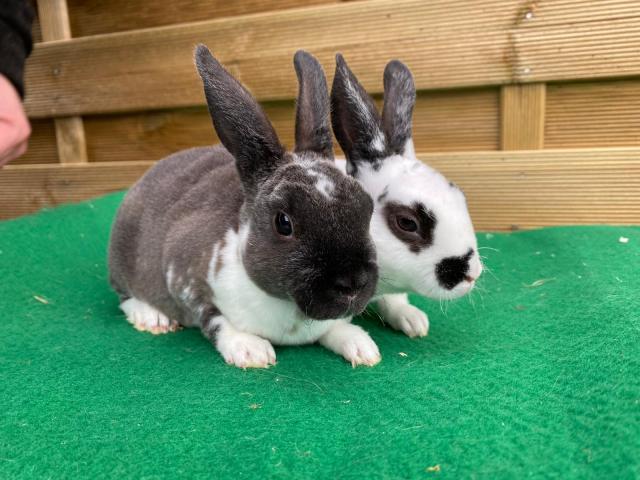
[195,46,377,319]
[331,54,481,300]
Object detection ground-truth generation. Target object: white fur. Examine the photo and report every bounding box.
[295,158,336,199]
[207,225,339,346]
[377,293,428,338]
[336,152,482,301]
[203,224,379,367]
[314,175,335,199]
[120,297,179,334]
[213,316,277,368]
[319,320,381,367]
[371,131,386,152]
[166,263,175,290]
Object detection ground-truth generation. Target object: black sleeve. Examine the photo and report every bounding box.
[0,0,35,98]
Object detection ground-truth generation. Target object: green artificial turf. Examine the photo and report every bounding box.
[0,192,638,479]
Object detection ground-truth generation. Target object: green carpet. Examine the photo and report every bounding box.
[1,193,638,479]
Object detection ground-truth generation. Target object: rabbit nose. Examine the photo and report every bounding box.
[334,270,369,295]
[436,248,474,290]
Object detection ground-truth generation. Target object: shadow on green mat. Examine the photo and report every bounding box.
[0,192,638,479]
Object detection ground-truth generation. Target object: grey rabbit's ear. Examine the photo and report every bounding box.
[382,60,416,155]
[293,51,334,160]
[331,54,388,170]
[194,45,286,195]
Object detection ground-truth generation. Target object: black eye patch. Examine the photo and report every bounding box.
[384,201,437,253]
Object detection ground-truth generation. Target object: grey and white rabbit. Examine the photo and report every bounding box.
[108,46,381,368]
[330,55,482,338]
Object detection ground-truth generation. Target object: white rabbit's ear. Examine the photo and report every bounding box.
[293,50,334,160]
[382,60,416,156]
[331,54,388,172]
[194,45,286,196]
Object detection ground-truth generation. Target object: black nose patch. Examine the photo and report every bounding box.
[333,269,370,295]
[436,249,474,290]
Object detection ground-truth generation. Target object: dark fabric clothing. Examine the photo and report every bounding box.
[0,0,35,98]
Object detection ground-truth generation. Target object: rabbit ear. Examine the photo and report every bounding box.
[382,60,416,156]
[293,51,334,160]
[194,45,286,195]
[331,54,388,170]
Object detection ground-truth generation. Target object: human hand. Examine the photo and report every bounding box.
[0,74,31,167]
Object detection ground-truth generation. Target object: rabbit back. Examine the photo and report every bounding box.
[108,145,243,326]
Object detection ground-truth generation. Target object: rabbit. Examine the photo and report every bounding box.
[108,46,381,369]
[330,54,483,338]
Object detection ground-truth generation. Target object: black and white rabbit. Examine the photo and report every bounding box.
[330,55,482,338]
[108,46,381,368]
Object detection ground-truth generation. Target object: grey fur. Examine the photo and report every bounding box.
[293,51,334,159]
[331,54,389,172]
[331,55,418,172]
[195,45,286,199]
[381,60,416,155]
[108,45,378,347]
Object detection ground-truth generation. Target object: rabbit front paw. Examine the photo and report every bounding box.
[320,322,381,367]
[120,297,180,334]
[386,303,429,338]
[377,294,429,338]
[216,330,277,369]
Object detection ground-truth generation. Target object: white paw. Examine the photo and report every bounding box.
[120,297,179,335]
[217,331,276,369]
[387,304,429,338]
[321,322,381,368]
[341,332,381,368]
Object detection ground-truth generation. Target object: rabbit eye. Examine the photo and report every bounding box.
[396,216,418,233]
[274,212,293,236]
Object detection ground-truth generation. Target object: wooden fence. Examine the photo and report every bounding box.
[2,0,639,230]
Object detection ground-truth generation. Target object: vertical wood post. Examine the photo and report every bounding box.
[500,83,546,150]
[36,0,89,163]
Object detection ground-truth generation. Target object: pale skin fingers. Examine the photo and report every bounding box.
[0,75,31,167]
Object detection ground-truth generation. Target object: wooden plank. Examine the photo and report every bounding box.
[55,116,89,163]
[80,89,498,164]
[2,149,639,229]
[500,83,546,150]
[512,16,640,84]
[36,0,89,163]
[412,88,500,152]
[66,0,342,37]
[0,162,151,220]
[424,148,640,230]
[22,0,517,117]
[23,0,640,118]
[37,0,71,39]
[32,10,43,44]
[13,119,58,165]
[546,80,640,148]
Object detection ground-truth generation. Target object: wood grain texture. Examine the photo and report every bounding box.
[424,148,640,230]
[36,0,71,39]
[0,162,151,220]
[36,0,89,163]
[23,0,515,117]
[13,119,58,165]
[2,149,638,229]
[546,80,640,148]
[79,89,498,164]
[32,11,43,44]
[24,0,640,118]
[55,116,88,163]
[65,0,342,37]
[501,83,546,150]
